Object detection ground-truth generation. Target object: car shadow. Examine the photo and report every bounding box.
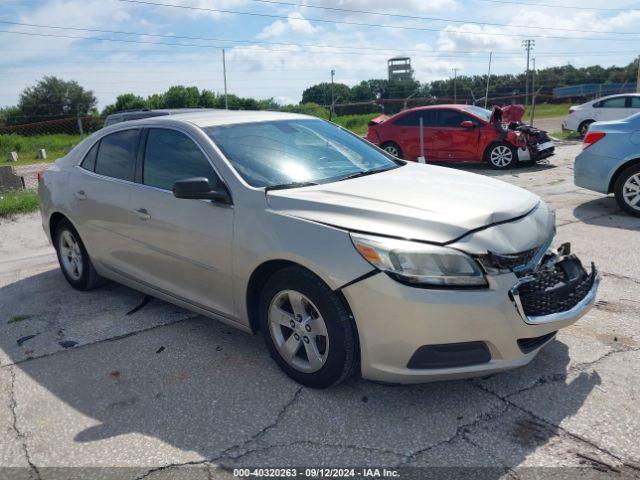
[0,269,600,476]
[574,197,640,231]
[430,160,558,177]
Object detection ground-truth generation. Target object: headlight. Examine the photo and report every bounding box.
[350,233,487,287]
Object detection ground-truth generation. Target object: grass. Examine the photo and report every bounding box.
[525,103,571,119]
[0,189,39,217]
[550,130,582,141]
[1,133,81,167]
[332,113,379,136]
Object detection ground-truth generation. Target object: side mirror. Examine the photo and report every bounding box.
[460,120,475,129]
[172,177,231,204]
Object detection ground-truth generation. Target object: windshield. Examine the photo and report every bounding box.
[462,106,492,122]
[205,119,399,188]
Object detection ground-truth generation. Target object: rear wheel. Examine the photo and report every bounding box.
[578,120,594,138]
[54,219,105,290]
[614,164,640,217]
[485,142,516,169]
[381,142,403,159]
[259,266,359,388]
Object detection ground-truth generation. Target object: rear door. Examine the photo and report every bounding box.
[431,109,480,161]
[69,128,140,274]
[593,96,628,121]
[126,127,235,318]
[391,110,435,160]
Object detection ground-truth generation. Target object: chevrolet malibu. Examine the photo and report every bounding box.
[38,111,599,388]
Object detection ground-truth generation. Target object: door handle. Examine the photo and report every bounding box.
[133,208,151,221]
[74,190,87,200]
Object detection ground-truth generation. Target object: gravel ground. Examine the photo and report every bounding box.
[0,142,639,479]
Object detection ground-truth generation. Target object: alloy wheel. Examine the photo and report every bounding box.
[622,173,640,212]
[384,145,399,157]
[490,145,513,168]
[268,290,329,373]
[59,230,83,280]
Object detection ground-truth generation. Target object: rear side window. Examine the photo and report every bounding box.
[80,141,99,171]
[143,128,220,191]
[393,110,435,127]
[630,97,640,108]
[95,130,139,181]
[596,97,626,108]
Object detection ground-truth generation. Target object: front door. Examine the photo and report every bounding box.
[126,127,235,318]
[593,96,628,122]
[431,109,480,161]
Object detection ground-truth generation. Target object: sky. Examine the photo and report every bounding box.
[1,0,640,110]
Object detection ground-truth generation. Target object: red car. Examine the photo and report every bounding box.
[365,105,555,169]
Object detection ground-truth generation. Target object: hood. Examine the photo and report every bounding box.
[267,163,540,244]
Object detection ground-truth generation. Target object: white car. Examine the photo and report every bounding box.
[563,93,640,137]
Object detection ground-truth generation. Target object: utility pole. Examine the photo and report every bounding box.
[452,68,459,104]
[530,58,536,126]
[484,52,492,109]
[330,69,335,121]
[636,55,640,93]
[522,39,535,106]
[222,48,228,110]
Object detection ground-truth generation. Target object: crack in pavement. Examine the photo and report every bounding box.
[133,387,304,480]
[8,367,41,480]
[0,314,201,369]
[473,379,640,470]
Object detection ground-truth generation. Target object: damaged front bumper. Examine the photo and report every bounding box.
[509,244,599,325]
[342,243,599,384]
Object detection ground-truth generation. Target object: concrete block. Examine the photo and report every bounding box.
[7,151,18,162]
[37,149,47,160]
[0,165,24,192]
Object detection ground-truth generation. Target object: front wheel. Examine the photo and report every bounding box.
[259,266,359,388]
[614,164,640,217]
[485,142,516,169]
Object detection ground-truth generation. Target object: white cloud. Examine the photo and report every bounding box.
[258,12,320,39]
[303,0,458,15]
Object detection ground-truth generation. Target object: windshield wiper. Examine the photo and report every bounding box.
[264,181,319,192]
[336,167,396,182]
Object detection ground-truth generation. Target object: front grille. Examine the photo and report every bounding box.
[517,331,557,354]
[479,247,539,275]
[517,262,594,317]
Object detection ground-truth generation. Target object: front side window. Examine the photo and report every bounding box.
[143,128,220,191]
[94,129,139,181]
[205,119,399,188]
[435,109,473,128]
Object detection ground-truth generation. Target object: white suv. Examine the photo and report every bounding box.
[562,93,640,136]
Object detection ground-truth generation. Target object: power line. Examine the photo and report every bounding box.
[242,0,640,35]
[471,0,640,12]
[113,0,640,41]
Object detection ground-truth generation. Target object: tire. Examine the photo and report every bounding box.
[258,266,359,388]
[578,120,594,138]
[54,219,106,290]
[614,164,640,217]
[381,142,403,159]
[485,142,516,169]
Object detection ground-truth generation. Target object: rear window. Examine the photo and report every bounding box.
[94,129,139,181]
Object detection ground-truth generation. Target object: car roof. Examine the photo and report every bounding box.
[590,93,640,102]
[128,109,312,128]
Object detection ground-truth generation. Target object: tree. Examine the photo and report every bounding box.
[101,93,147,116]
[301,82,351,105]
[163,86,201,108]
[16,76,97,124]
